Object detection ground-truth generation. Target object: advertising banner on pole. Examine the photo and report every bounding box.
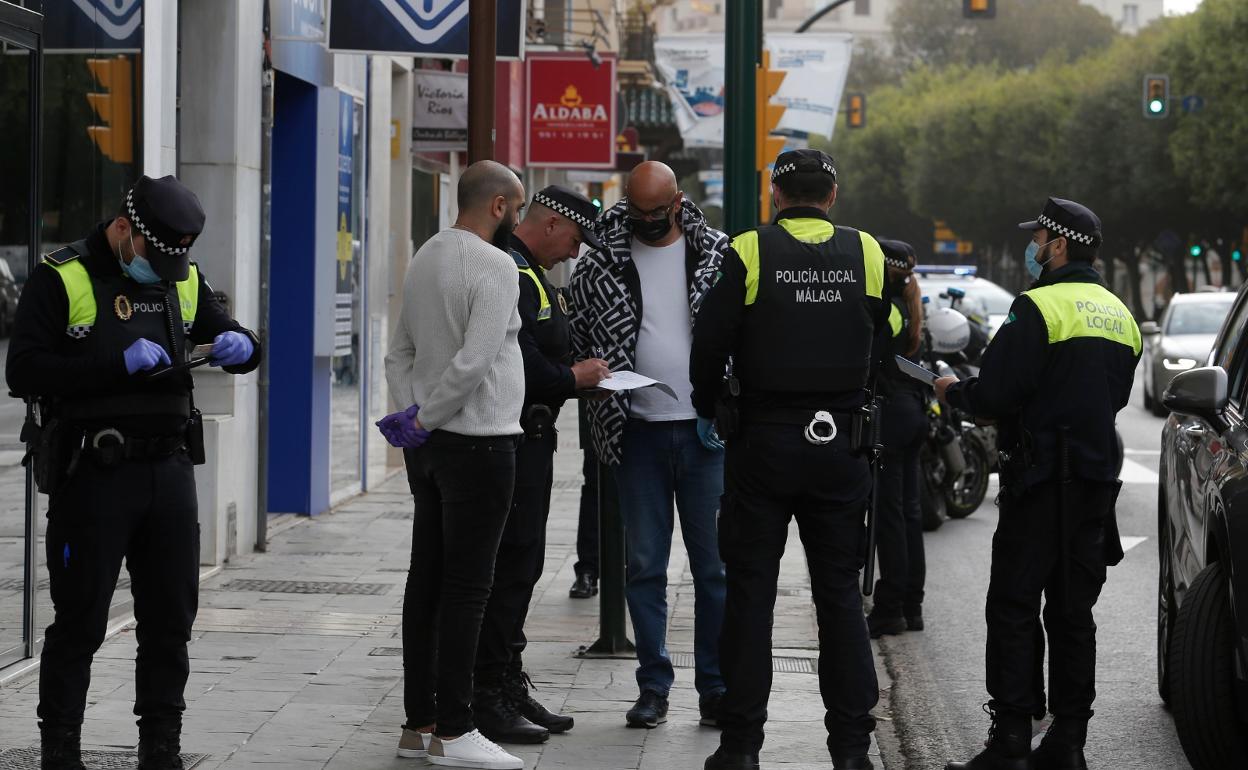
[411,70,468,152]
[326,0,526,59]
[525,53,617,169]
[335,92,354,357]
[654,33,854,148]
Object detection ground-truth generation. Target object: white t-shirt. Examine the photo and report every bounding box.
[629,236,697,421]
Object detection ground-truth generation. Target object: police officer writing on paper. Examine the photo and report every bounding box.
[690,149,888,770]
[5,176,261,770]
[935,199,1139,770]
[867,240,929,639]
[472,186,610,745]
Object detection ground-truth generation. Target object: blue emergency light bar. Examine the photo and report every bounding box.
[914,265,978,276]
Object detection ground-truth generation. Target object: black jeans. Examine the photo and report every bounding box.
[717,422,878,760]
[872,390,927,616]
[475,430,556,681]
[573,402,599,579]
[403,431,517,737]
[986,478,1114,719]
[39,452,199,730]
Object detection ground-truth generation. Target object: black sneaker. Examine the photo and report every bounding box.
[699,691,725,728]
[625,690,669,728]
[833,757,875,770]
[40,724,86,770]
[569,572,598,599]
[867,613,907,639]
[137,724,185,770]
[505,669,574,734]
[905,605,924,631]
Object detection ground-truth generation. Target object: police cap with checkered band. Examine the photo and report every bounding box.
[1018,197,1102,250]
[770,148,837,184]
[532,185,603,251]
[123,175,206,282]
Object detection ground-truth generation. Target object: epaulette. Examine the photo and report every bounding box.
[509,249,530,269]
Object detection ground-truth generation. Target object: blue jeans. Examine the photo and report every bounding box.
[615,418,726,698]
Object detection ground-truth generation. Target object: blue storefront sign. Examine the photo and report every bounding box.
[326,0,525,59]
[42,0,142,52]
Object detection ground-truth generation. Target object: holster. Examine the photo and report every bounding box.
[715,375,741,440]
[850,398,883,457]
[22,405,83,495]
[521,404,555,441]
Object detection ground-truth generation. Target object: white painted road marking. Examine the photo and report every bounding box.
[1120,458,1160,485]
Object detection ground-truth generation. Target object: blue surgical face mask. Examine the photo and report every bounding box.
[1024,238,1056,280]
[116,230,162,285]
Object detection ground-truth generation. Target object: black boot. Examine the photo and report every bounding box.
[474,684,550,744]
[137,721,185,770]
[504,666,574,734]
[1031,717,1087,770]
[945,708,1033,770]
[569,572,598,599]
[704,747,759,769]
[867,612,907,639]
[832,757,874,770]
[40,724,86,770]
[905,604,924,631]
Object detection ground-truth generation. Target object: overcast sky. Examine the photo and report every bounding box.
[1165,0,1202,14]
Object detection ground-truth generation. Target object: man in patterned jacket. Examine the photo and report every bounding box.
[568,161,731,730]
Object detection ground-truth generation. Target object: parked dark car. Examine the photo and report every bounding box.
[1157,285,1248,770]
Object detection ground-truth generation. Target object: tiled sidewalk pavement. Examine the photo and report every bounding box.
[0,412,896,769]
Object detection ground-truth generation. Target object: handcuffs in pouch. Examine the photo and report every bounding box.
[804,410,839,446]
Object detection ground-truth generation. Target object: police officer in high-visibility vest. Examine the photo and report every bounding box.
[867,240,929,639]
[471,186,611,745]
[6,176,261,770]
[691,149,888,770]
[936,199,1139,770]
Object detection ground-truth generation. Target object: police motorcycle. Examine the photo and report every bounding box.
[919,304,994,531]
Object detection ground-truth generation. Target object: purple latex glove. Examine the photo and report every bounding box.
[375,405,431,449]
[210,331,254,367]
[123,338,172,375]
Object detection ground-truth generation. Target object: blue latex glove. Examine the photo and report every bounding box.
[123,338,172,375]
[696,416,725,451]
[210,331,254,367]
[376,405,431,449]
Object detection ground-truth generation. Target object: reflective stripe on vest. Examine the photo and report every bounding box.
[44,256,200,337]
[889,304,903,337]
[1023,282,1141,356]
[733,218,885,305]
[519,266,552,321]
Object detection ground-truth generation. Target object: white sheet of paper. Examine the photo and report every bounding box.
[595,370,678,400]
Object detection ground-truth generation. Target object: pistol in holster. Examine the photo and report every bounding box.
[715,375,741,440]
[521,404,555,441]
[21,400,83,495]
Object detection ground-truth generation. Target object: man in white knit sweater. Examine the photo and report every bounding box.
[382,160,528,770]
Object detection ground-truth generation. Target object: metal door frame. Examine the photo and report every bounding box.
[0,0,43,671]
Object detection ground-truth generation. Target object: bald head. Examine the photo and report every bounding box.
[457,160,523,214]
[626,162,678,207]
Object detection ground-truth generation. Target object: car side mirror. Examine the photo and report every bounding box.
[1140,321,1161,335]
[1163,366,1228,421]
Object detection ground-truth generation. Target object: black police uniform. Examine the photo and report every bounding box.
[473,187,600,742]
[690,149,887,769]
[868,240,928,635]
[5,176,261,769]
[944,199,1139,770]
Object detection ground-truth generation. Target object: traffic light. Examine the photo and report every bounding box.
[1233,249,1242,263]
[1143,74,1169,119]
[86,56,134,164]
[1190,244,1203,258]
[963,0,996,19]
[846,93,866,129]
[757,49,787,222]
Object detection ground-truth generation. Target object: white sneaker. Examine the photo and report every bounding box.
[428,730,524,769]
[397,727,431,758]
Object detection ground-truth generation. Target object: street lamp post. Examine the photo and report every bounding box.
[724,1,760,234]
[468,0,496,163]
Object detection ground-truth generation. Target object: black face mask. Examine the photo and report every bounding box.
[492,212,516,252]
[629,214,674,243]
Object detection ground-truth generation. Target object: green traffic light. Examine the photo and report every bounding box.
[1149,99,1165,114]
[1234,250,1243,262]
[1190,245,1203,257]
[592,198,602,208]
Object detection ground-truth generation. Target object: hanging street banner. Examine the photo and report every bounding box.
[654,33,854,148]
[525,53,617,169]
[42,0,143,52]
[411,70,468,152]
[335,93,355,357]
[326,0,526,59]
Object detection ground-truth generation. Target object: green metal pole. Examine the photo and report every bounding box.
[725,0,760,234]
